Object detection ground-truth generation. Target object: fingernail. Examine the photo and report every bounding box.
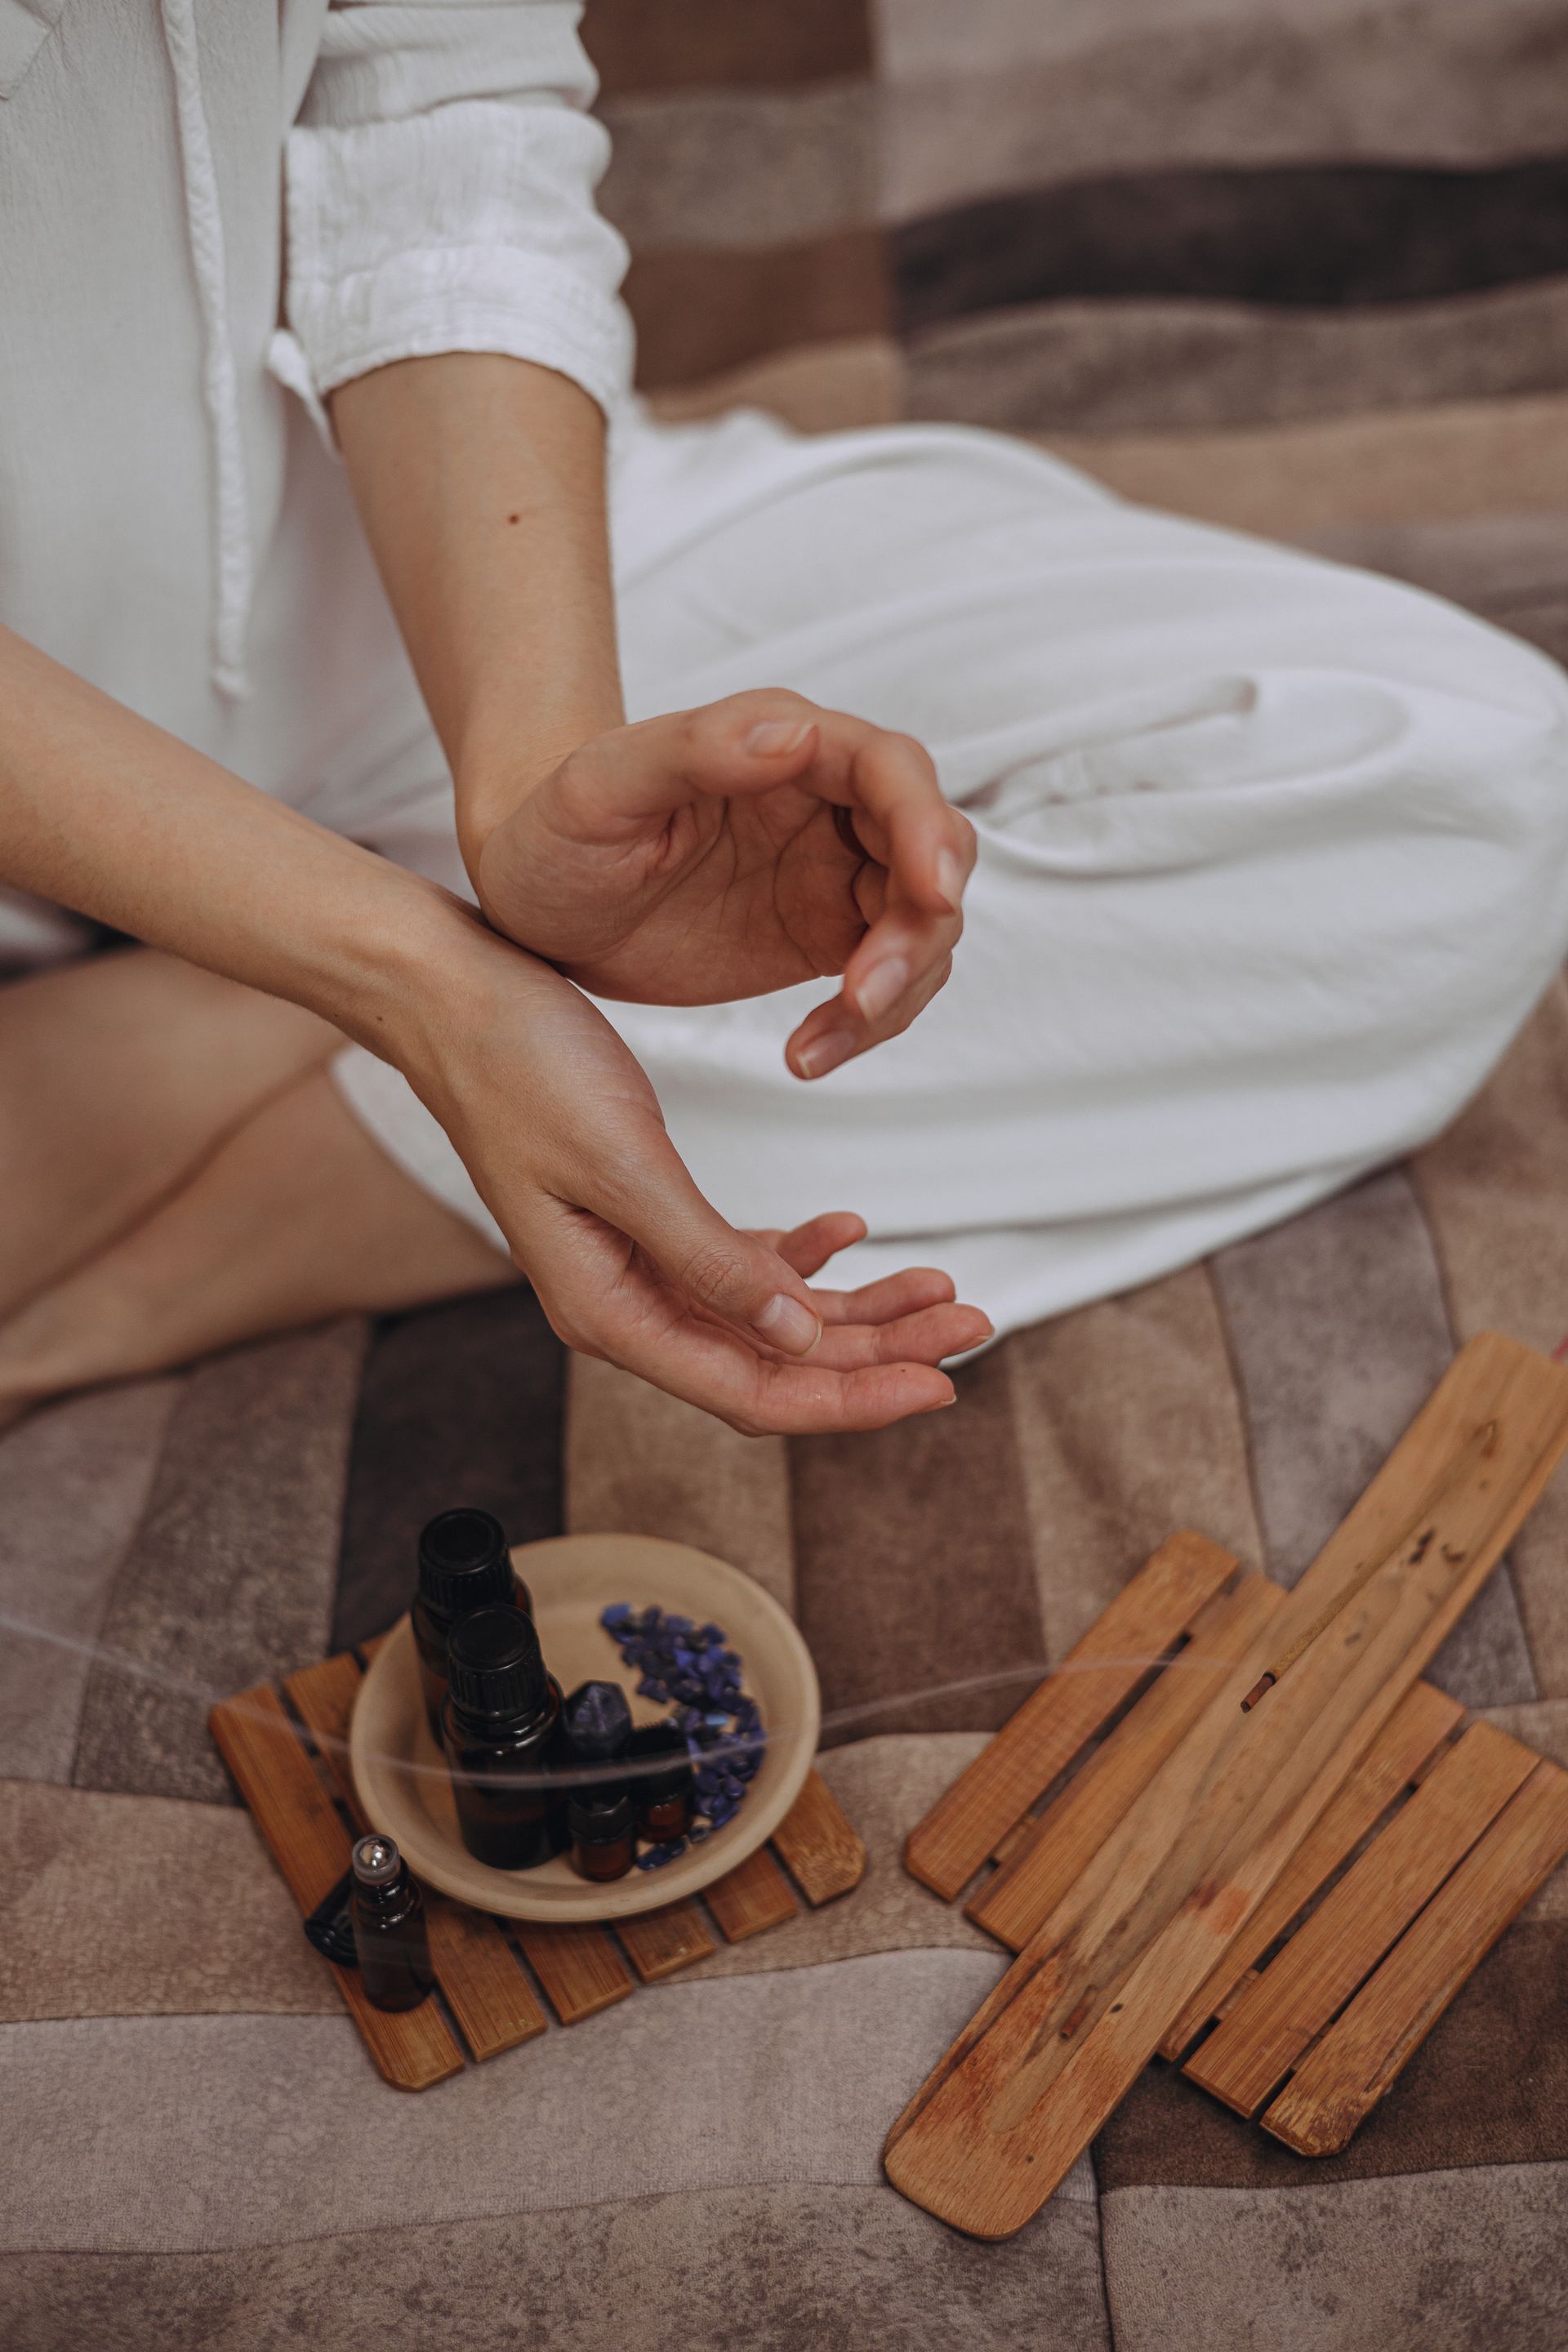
[936,848,964,907]
[795,1030,854,1080]
[755,1293,822,1356]
[854,956,909,1022]
[921,1392,958,1413]
[746,719,813,757]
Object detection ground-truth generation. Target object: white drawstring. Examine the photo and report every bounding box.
[161,0,254,701]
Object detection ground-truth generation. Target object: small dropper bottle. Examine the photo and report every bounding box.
[442,1605,568,1870]
[349,1833,434,2011]
[411,1508,532,1740]
[568,1788,636,1882]
[626,1722,695,1844]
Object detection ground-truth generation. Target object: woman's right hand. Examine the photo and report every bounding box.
[396,914,991,1434]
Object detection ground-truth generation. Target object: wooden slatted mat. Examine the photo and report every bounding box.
[885,1331,1568,2237]
[212,1642,865,2091]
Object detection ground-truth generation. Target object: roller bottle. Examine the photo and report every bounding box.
[349,1833,434,2011]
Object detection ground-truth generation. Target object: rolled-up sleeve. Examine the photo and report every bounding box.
[283,1,633,418]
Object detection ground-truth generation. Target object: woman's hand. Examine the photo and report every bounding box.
[399,917,992,1432]
[470,688,978,1082]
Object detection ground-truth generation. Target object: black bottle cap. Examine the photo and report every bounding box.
[352,1833,403,1889]
[447,1605,548,1722]
[564,1680,633,1763]
[568,1786,634,1844]
[627,1721,694,1804]
[416,1508,514,1618]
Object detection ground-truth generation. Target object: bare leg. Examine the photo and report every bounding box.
[0,1066,515,1425]
[0,947,339,1319]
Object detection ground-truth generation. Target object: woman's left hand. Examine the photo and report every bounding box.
[470,689,977,1080]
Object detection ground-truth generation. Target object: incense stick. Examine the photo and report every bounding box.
[1241,1419,1499,1711]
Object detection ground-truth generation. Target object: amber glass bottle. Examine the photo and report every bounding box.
[441,1605,568,1870]
[626,1722,695,1844]
[350,1833,434,2011]
[568,1788,635,1882]
[411,1508,532,1740]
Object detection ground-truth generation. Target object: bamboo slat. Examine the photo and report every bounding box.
[1263,1757,1568,2155]
[615,1900,718,1982]
[704,1845,799,1941]
[1187,1722,1539,2115]
[771,1769,866,1905]
[283,1652,365,1810]
[512,1921,634,2024]
[1159,1678,1463,2058]
[903,1530,1239,1901]
[969,1571,1284,1950]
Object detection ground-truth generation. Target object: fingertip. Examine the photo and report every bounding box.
[754,1290,823,1357]
[950,1310,995,1353]
[791,1026,857,1081]
[743,717,816,761]
[934,844,964,911]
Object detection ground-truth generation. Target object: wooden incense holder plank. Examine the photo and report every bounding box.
[705,1845,799,1941]
[1159,1677,1463,2058]
[284,1652,549,2062]
[884,1332,1568,2237]
[1263,1757,1568,2156]
[209,1685,465,2091]
[617,1900,718,1982]
[903,1531,1239,1901]
[771,1770,866,1906]
[991,1815,1039,1872]
[1187,1722,1540,2116]
[513,1921,634,2024]
[969,1571,1285,1951]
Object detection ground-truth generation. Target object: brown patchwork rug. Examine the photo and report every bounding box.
[7,2,1568,2345]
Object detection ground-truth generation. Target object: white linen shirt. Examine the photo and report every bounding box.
[0,0,631,840]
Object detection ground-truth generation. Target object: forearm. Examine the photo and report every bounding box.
[0,626,486,1062]
[332,354,624,875]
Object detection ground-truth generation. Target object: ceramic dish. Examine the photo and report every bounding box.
[350,1531,820,1922]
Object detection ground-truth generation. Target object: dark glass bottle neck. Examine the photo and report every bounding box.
[447,1677,559,1746]
[354,1867,417,1917]
[415,1569,521,1637]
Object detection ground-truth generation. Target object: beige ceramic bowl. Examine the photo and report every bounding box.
[350,1531,820,1922]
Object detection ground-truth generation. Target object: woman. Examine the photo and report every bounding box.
[3,2,1566,1438]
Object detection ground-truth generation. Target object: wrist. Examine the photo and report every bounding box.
[453,752,555,879]
[347,871,558,1105]
[453,697,623,876]
[301,857,494,1064]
